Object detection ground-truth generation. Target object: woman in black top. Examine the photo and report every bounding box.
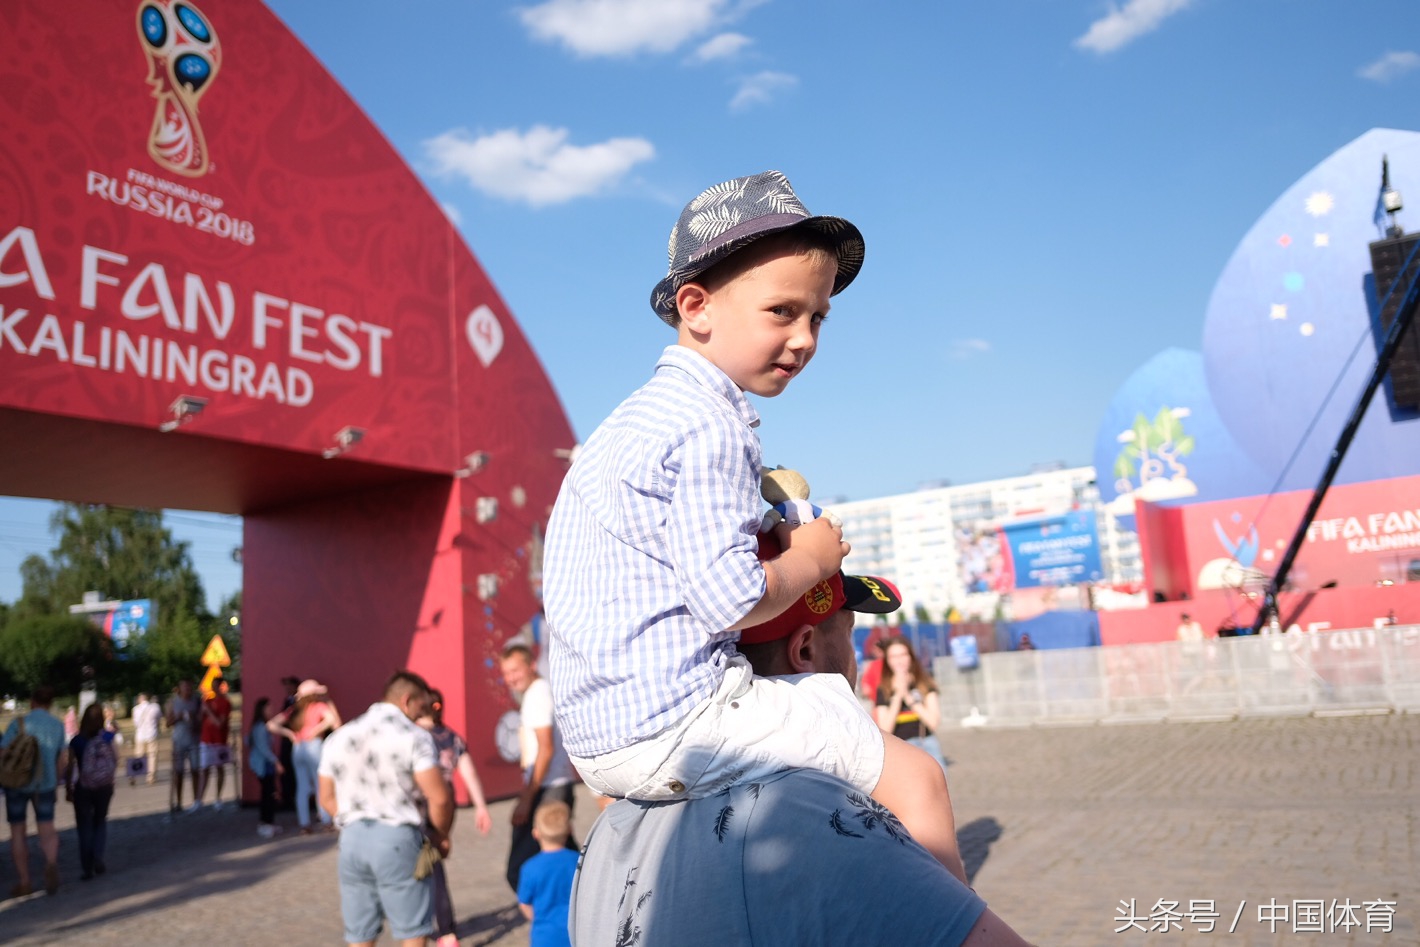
[874,636,948,773]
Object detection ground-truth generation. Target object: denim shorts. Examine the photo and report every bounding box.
[337,820,431,942]
[5,789,57,824]
[171,742,200,774]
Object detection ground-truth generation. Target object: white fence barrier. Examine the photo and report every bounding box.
[932,624,1420,727]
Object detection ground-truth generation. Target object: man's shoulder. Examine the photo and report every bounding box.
[363,703,433,747]
[576,768,986,946]
[320,714,363,757]
[27,709,63,736]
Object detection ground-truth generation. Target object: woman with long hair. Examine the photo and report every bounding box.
[874,636,948,773]
[417,688,493,947]
[270,680,341,834]
[246,697,283,838]
[64,703,117,880]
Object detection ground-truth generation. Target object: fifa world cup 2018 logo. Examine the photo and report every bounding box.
[136,1,221,177]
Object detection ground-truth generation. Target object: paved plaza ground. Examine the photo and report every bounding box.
[0,712,1415,945]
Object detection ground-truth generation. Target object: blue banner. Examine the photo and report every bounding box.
[1000,511,1102,588]
[949,634,980,670]
[104,599,153,649]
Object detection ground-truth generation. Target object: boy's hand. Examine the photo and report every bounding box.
[775,516,849,581]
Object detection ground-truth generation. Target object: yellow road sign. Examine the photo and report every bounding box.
[201,635,231,667]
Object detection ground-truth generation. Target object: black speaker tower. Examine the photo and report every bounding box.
[1368,231,1420,408]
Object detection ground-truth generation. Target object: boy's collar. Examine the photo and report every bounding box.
[657,346,759,428]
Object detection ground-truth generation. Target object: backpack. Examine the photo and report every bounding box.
[79,733,117,790]
[0,717,40,790]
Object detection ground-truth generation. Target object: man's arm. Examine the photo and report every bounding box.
[414,765,453,856]
[511,725,553,826]
[454,753,493,834]
[961,909,1034,947]
[317,774,338,820]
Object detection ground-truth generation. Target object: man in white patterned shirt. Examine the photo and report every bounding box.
[318,670,451,947]
[543,171,963,875]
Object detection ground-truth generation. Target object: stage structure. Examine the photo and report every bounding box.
[1093,130,1420,645]
[0,0,574,797]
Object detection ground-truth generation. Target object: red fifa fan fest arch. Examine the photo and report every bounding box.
[0,0,574,798]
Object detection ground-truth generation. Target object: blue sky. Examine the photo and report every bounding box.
[3,0,1419,610]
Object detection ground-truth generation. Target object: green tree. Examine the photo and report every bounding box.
[10,504,221,696]
[0,614,112,693]
[13,505,209,624]
[216,590,242,681]
[134,607,210,693]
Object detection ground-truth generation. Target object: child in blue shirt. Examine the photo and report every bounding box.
[517,801,579,947]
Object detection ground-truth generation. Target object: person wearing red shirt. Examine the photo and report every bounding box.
[197,678,233,809]
[857,635,887,700]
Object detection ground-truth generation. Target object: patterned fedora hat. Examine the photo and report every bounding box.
[650,170,865,325]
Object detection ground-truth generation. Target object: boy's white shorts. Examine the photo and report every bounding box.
[570,654,885,802]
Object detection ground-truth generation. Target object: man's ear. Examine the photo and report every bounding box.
[676,281,713,335]
[784,624,818,675]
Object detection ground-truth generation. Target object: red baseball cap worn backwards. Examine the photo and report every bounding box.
[739,531,902,645]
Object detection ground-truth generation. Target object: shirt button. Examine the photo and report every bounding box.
[668,780,686,794]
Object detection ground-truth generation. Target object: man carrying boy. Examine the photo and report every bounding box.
[543,171,959,872]
[570,543,1030,946]
[517,801,579,947]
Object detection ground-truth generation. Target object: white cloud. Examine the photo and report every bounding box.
[729,71,798,111]
[1074,0,1192,55]
[949,339,992,360]
[439,202,463,227]
[693,32,752,63]
[518,0,731,57]
[423,126,655,207]
[1358,51,1420,83]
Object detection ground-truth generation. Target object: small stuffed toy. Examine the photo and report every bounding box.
[759,466,841,532]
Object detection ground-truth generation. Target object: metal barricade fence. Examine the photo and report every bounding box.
[932,624,1420,727]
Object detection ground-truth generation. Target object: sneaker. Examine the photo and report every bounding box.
[184,802,201,814]
[209,801,225,812]
[256,824,276,839]
[94,860,106,875]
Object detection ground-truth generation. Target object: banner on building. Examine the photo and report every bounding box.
[999,511,1103,589]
